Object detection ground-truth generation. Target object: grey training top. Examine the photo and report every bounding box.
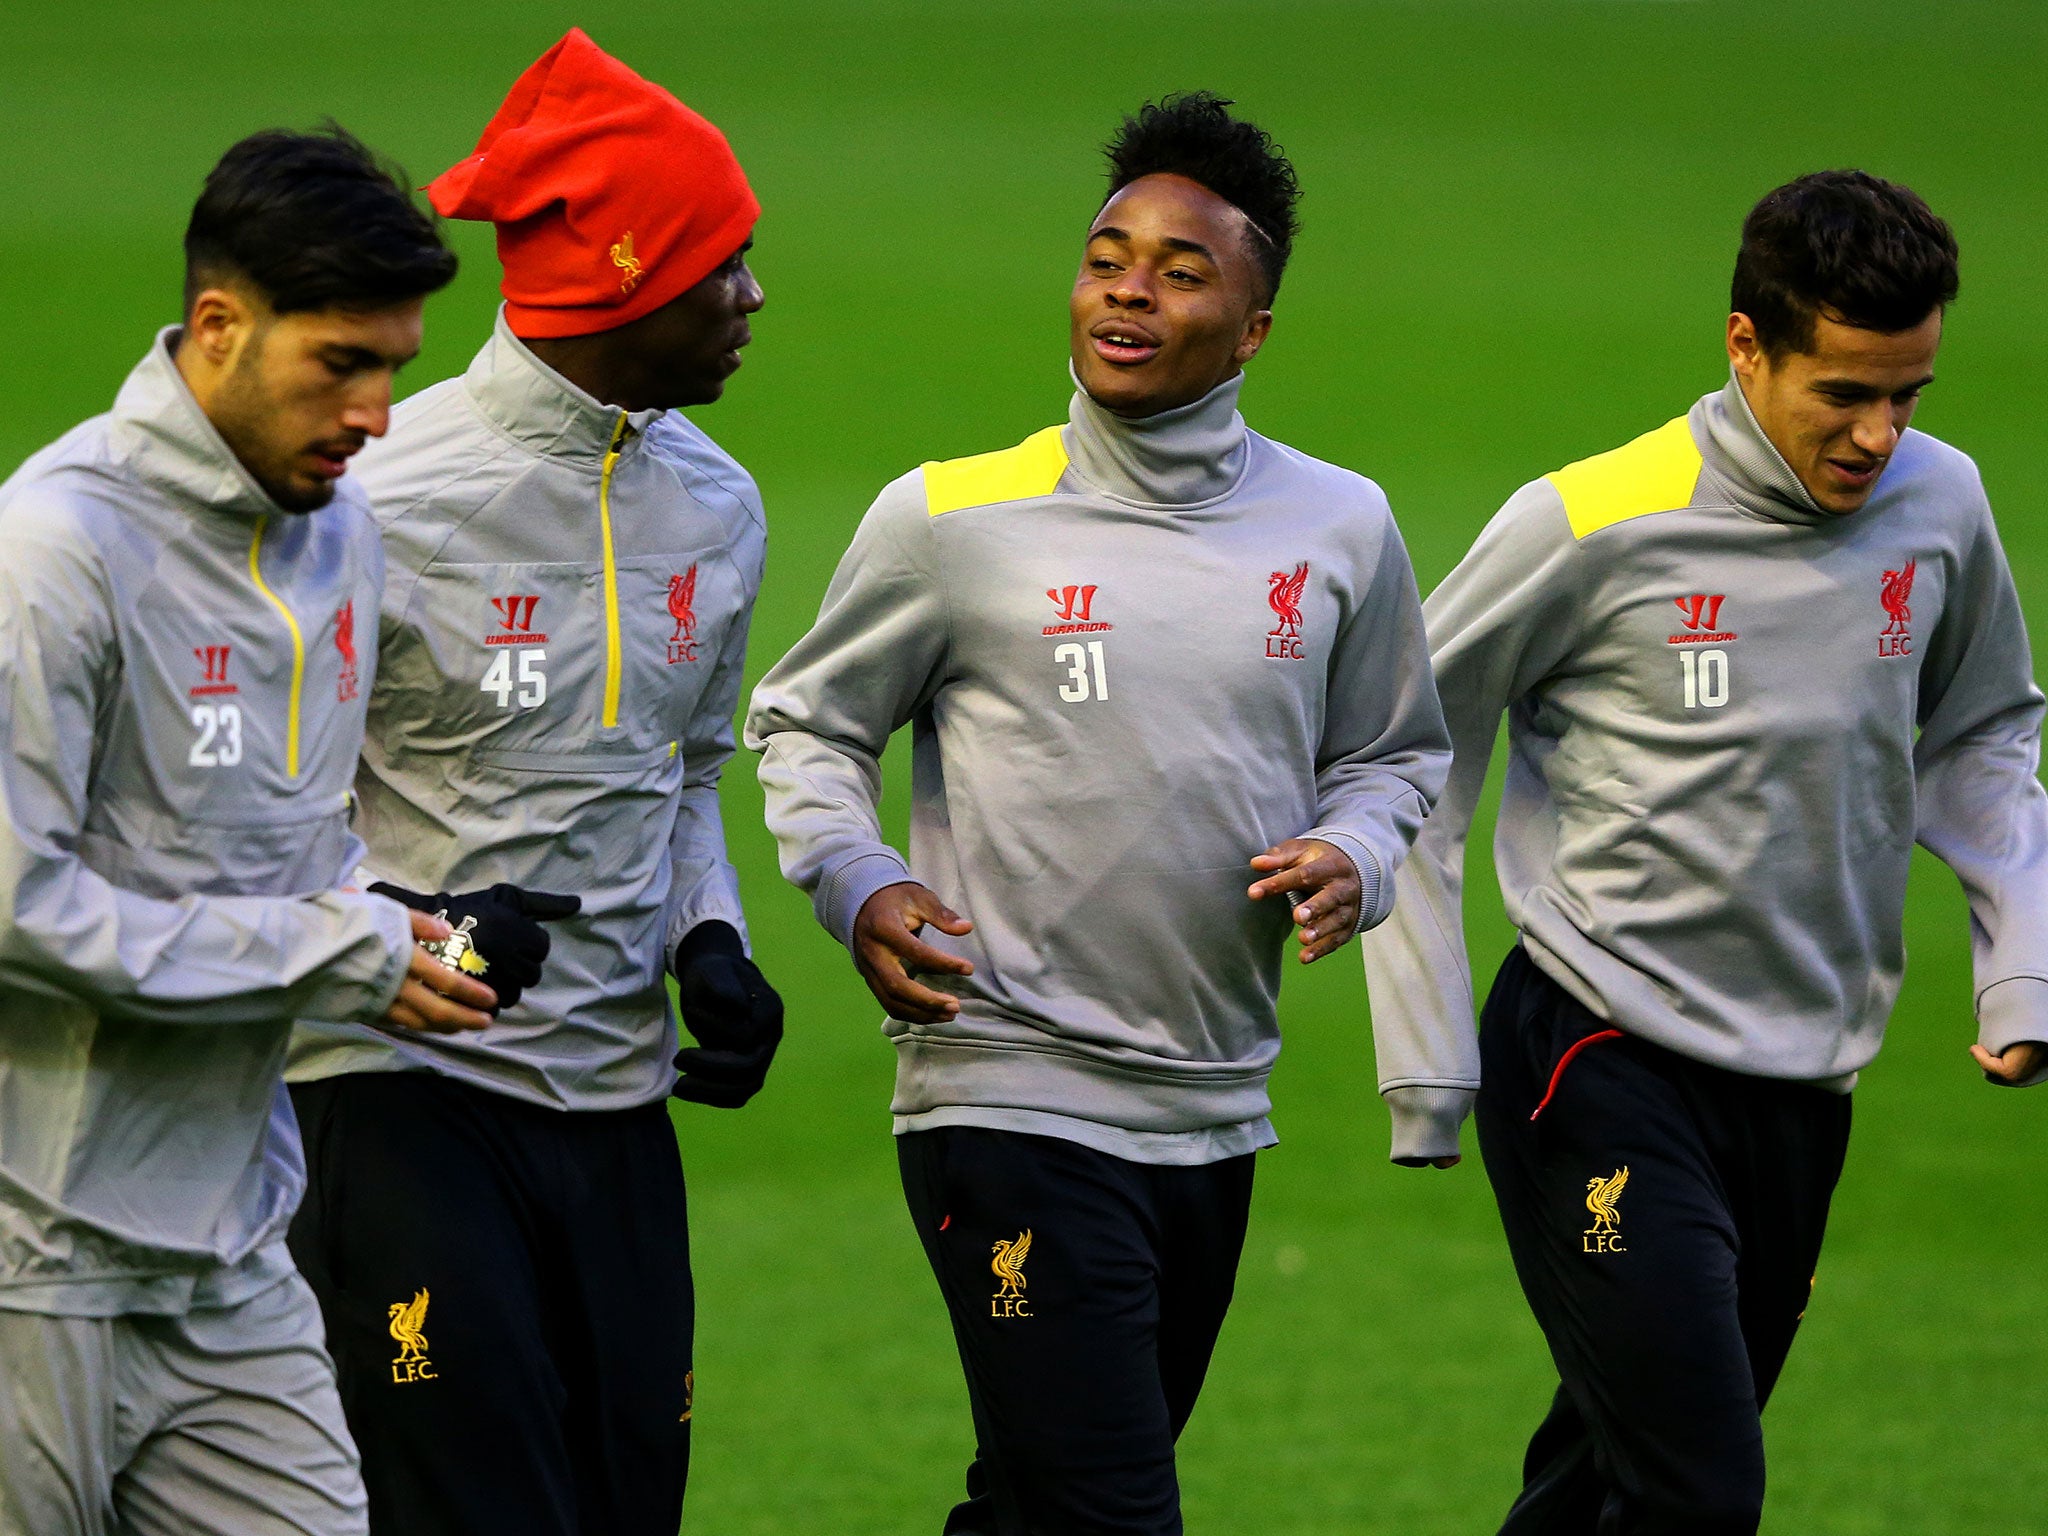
[289,314,762,1111]
[1360,375,2048,1162]
[748,372,1451,1164]
[0,333,413,1317]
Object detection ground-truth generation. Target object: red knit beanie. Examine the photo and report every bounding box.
[427,29,759,338]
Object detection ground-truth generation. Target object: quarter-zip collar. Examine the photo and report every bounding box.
[462,309,662,734]
[109,328,289,523]
[466,306,663,464]
[1063,367,1249,508]
[1691,370,1832,528]
[106,330,315,774]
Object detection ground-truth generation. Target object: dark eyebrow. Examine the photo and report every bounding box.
[1814,373,1936,397]
[1084,226,1217,264]
[321,342,415,372]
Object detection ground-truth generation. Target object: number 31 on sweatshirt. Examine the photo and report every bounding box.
[1054,641,1109,703]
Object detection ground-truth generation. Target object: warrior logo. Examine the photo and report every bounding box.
[1674,593,1724,630]
[610,232,646,293]
[990,1229,1033,1319]
[1044,584,1111,636]
[1583,1166,1629,1254]
[389,1288,436,1383]
[190,644,237,698]
[488,595,546,646]
[1879,559,1916,657]
[425,913,490,978]
[1266,562,1309,660]
[335,600,359,703]
[667,567,700,664]
[1669,593,1737,645]
[1048,584,1096,621]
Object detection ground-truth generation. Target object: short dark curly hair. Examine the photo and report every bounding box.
[184,124,457,317]
[1732,170,1958,357]
[1103,92,1300,304]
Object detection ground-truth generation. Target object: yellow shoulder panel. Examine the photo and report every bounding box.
[922,425,1069,516]
[1545,416,1703,540]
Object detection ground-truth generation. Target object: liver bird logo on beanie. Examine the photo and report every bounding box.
[609,232,646,293]
[427,29,758,337]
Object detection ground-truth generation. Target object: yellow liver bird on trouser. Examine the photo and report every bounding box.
[1585,1168,1629,1235]
[990,1230,1032,1299]
[389,1288,431,1363]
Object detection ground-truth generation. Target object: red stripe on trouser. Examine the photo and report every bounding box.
[1529,1030,1625,1121]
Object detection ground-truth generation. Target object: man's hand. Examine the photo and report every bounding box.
[369,882,581,1014]
[852,883,973,1024]
[1970,1040,2048,1086]
[673,921,783,1109]
[378,909,500,1034]
[1248,838,1360,964]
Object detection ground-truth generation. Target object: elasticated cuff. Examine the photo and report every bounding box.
[1300,827,1387,934]
[1976,977,2048,1086]
[346,893,419,1023]
[1383,1084,1476,1163]
[669,904,752,969]
[819,850,915,951]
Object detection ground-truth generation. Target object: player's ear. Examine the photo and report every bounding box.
[1727,312,1765,380]
[185,284,262,368]
[1234,308,1273,366]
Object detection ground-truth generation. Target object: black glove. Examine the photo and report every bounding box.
[372,882,581,1015]
[672,921,783,1108]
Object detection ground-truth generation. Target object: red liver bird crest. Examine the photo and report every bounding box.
[334,599,359,701]
[1880,559,1915,635]
[1267,562,1309,638]
[667,566,698,644]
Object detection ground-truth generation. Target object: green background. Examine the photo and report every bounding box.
[4,2,2044,1530]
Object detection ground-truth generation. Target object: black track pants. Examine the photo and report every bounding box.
[1476,946,1851,1536]
[287,1073,694,1536]
[898,1127,1255,1536]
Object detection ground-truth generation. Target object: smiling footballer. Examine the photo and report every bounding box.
[748,94,1452,1535]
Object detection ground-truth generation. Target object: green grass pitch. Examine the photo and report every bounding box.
[3,3,2044,1530]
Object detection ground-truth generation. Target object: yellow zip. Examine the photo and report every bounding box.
[246,515,305,777]
[598,413,630,728]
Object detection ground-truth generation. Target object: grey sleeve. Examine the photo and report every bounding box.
[666,527,762,961]
[1358,481,1587,1160]
[1912,494,2048,1085]
[747,475,948,949]
[1299,507,1452,933]
[0,516,412,1026]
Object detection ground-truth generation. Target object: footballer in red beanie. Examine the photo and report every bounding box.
[284,27,778,1536]
[429,26,759,340]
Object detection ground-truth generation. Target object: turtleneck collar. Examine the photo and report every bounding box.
[1061,367,1249,507]
[466,306,664,464]
[1690,370,1832,528]
[107,327,293,522]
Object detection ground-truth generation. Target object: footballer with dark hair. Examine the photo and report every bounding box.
[1363,170,2048,1532]
[180,125,463,512]
[751,92,1450,1533]
[284,33,774,1536]
[0,126,555,1533]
